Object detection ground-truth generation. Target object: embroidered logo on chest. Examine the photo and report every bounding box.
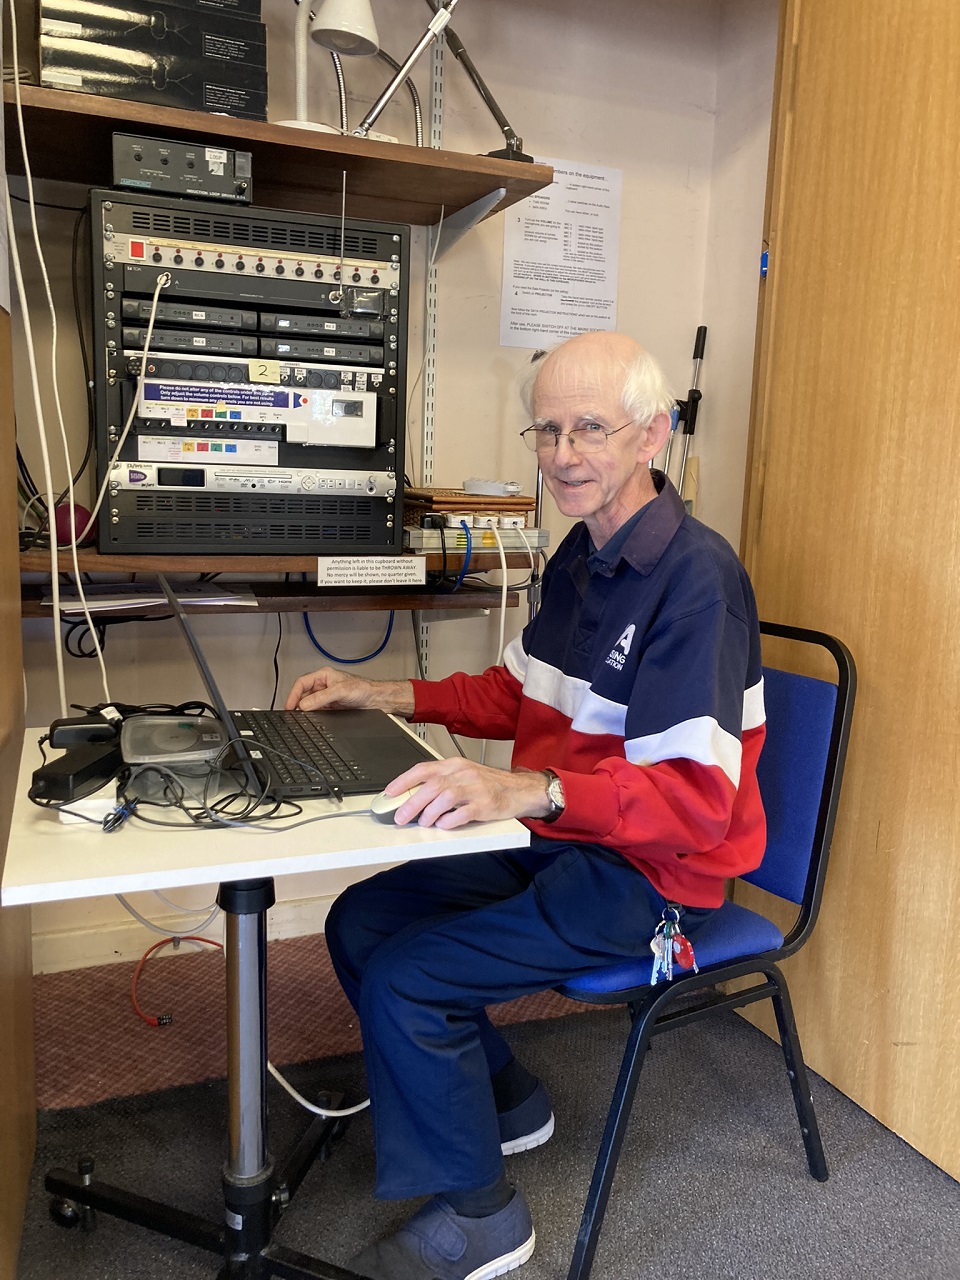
[604,624,635,672]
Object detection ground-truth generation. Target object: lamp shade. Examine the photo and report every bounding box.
[311,0,380,57]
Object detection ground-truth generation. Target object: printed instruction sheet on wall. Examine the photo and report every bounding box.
[500,157,622,349]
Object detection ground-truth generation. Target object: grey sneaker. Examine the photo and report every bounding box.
[498,1080,555,1156]
[348,1191,535,1280]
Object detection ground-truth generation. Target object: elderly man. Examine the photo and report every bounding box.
[286,331,766,1280]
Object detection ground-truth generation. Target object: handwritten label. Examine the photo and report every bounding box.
[248,359,282,384]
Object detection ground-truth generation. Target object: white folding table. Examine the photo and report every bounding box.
[3,731,530,1279]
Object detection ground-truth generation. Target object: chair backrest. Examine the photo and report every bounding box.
[741,623,856,949]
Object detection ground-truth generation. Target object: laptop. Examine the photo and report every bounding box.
[156,575,437,801]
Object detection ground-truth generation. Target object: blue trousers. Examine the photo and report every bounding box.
[324,835,714,1199]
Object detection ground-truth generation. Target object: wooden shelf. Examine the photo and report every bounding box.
[20,581,518,618]
[19,549,528,615]
[19,547,531,573]
[7,85,545,618]
[3,85,553,224]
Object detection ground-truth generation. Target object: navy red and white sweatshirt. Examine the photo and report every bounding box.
[411,473,766,908]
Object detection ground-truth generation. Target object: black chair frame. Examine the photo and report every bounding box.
[556,622,857,1280]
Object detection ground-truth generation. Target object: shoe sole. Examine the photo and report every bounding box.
[463,1229,536,1280]
[500,1112,555,1157]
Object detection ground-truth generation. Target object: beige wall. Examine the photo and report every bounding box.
[11,0,779,972]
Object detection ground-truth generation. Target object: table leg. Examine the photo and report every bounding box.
[219,878,277,1263]
[46,875,363,1278]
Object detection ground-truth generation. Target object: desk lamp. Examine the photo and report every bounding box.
[421,0,532,161]
[284,0,380,133]
[283,0,458,137]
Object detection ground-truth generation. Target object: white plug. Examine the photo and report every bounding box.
[443,512,474,528]
[498,514,526,529]
[471,514,499,529]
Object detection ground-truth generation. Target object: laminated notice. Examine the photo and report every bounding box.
[316,557,427,587]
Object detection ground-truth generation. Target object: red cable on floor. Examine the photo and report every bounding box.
[130,935,224,1028]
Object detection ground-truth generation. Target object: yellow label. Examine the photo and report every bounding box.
[248,360,281,384]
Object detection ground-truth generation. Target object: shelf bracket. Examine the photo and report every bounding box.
[430,187,507,261]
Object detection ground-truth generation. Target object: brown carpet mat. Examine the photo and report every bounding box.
[33,934,595,1110]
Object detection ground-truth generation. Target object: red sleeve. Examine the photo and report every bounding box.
[411,666,524,739]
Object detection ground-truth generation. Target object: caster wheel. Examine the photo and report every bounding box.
[49,1198,80,1229]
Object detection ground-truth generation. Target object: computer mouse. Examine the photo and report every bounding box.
[369,786,423,823]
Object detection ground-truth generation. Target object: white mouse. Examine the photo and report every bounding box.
[369,787,422,823]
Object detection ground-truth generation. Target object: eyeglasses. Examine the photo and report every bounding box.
[519,421,634,454]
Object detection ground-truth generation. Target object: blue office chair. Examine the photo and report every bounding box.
[555,622,857,1280]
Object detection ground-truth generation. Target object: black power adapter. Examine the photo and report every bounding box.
[30,741,124,804]
[49,714,119,748]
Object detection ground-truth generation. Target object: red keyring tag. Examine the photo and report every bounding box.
[672,932,698,972]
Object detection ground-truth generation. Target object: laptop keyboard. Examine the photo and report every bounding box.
[238,711,370,789]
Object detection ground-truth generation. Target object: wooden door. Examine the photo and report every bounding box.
[740,0,960,1176]
[0,297,34,1267]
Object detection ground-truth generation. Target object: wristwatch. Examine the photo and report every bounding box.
[541,769,565,823]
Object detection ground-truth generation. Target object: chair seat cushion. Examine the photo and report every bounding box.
[560,902,785,996]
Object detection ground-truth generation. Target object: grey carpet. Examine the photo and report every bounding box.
[17,1010,960,1280]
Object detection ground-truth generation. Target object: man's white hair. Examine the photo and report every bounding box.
[517,336,676,425]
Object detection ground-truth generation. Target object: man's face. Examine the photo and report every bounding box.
[532,359,660,546]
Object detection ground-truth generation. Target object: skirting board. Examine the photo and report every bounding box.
[32,893,334,975]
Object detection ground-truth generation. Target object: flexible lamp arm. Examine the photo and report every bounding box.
[294,0,314,121]
[353,0,460,137]
[424,0,533,161]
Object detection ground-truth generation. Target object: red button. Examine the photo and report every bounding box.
[130,241,146,259]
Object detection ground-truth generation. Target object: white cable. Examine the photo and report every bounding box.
[154,890,220,916]
[7,3,111,703]
[6,189,68,718]
[515,525,536,579]
[490,524,509,667]
[78,271,170,542]
[19,490,47,532]
[476,524,510,768]
[267,1060,370,1117]
[116,893,221,937]
[9,184,110,699]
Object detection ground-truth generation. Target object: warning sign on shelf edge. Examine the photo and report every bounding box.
[315,557,427,587]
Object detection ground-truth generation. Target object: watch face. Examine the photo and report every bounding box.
[546,774,564,812]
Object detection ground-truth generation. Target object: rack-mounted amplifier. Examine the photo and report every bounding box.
[91,188,410,555]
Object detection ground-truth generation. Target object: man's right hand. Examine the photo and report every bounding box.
[284,666,416,718]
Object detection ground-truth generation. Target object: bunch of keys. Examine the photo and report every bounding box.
[649,906,699,985]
